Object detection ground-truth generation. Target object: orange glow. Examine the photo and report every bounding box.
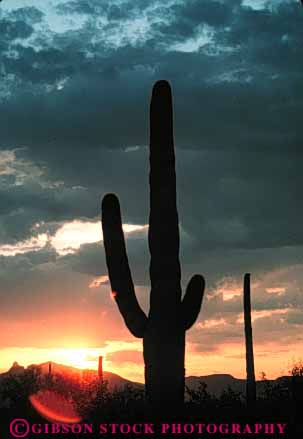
[60,348,99,369]
[30,390,81,423]
[0,347,106,372]
[111,291,118,300]
[89,275,109,288]
[1,338,303,383]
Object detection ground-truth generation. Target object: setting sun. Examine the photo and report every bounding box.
[53,348,104,370]
[0,347,106,372]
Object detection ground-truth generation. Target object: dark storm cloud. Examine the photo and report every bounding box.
[6,7,44,24]
[0,246,56,287]
[153,0,236,41]
[56,0,153,19]
[0,146,151,244]
[0,167,100,244]
[0,6,43,42]
[1,1,302,154]
[0,1,303,271]
[55,1,106,16]
[0,19,33,41]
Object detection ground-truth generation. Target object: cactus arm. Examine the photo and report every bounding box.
[181,274,205,330]
[102,193,147,338]
[148,80,181,302]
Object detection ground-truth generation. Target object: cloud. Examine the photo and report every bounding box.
[0,2,302,254]
[266,287,286,295]
[89,275,109,288]
[106,349,143,365]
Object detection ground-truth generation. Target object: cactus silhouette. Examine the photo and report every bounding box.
[101,81,205,412]
[243,273,256,405]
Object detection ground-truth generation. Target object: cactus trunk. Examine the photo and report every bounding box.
[102,81,205,414]
[243,273,256,405]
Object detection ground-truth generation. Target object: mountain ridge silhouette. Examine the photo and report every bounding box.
[0,361,292,397]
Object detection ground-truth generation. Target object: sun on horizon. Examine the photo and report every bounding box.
[0,341,302,384]
[0,347,106,373]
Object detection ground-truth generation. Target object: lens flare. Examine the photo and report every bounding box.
[29,390,81,423]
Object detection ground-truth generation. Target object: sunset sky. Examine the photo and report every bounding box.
[0,0,303,383]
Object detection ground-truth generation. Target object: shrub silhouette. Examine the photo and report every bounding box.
[219,386,243,408]
[186,382,214,403]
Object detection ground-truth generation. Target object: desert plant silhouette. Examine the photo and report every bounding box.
[243,273,256,405]
[101,81,205,414]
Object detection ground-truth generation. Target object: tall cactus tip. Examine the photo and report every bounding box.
[152,80,172,96]
[102,193,119,212]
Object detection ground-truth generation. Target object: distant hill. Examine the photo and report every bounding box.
[0,361,25,378]
[186,374,243,396]
[0,362,291,396]
[0,361,143,391]
[186,373,291,397]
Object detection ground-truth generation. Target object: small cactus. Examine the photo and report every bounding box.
[243,273,256,405]
[101,81,205,412]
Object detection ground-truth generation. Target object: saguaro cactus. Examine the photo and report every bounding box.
[243,273,256,405]
[101,81,205,412]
